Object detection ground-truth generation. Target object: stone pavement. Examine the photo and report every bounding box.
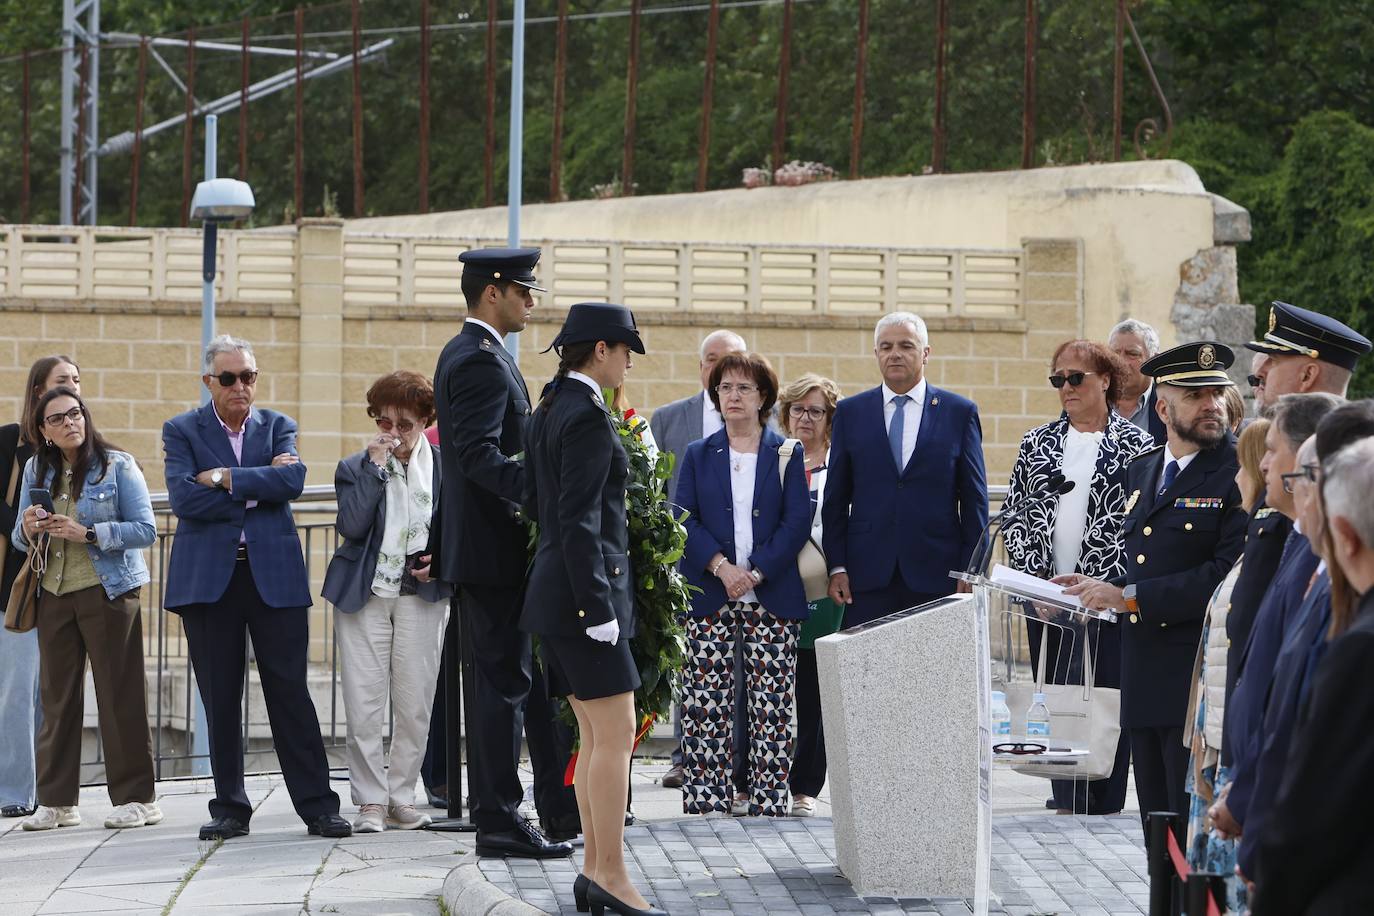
[0,760,1148,915]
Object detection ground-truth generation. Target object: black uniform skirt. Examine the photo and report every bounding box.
[540,633,641,701]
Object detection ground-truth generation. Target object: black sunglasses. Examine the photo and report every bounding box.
[1048,371,1097,389]
[1247,374,1264,388]
[993,742,1047,756]
[209,370,259,388]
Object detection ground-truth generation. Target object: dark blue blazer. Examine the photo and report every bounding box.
[676,428,811,620]
[162,403,312,610]
[821,384,988,596]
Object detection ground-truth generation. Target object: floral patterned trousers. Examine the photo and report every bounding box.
[682,602,799,817]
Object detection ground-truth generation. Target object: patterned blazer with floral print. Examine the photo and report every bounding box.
[1002,411,1155,581]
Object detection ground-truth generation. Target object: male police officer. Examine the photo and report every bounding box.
[1058,342,1248,836]
[430,248,573,859]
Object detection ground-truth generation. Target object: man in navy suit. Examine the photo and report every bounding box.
[163,335,348,841]
[823,312,989,627]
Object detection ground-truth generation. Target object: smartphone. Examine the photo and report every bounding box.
[29,488,55,514]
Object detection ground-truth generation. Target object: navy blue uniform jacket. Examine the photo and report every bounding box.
[821,384,988,596]
[162,403,311,610]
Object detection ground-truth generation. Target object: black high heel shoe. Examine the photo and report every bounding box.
[586,880,666,916]
[573,873,590,913]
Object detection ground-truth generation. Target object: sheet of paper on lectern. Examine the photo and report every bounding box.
[987,564,1085,610]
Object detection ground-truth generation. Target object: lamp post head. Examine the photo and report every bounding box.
[191,178,256,222]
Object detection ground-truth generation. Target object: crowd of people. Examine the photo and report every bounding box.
[1,244,1372,914]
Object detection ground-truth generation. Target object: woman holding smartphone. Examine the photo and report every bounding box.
[12,387,158,832]
[322,370,452,834]
[521,303,663,916]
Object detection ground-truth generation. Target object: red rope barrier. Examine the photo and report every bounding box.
[1165,829,1223,916]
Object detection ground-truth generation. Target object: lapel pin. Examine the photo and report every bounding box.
[931,397,940,406]
[1124,489,1140,513]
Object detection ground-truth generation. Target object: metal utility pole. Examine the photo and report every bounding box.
[60,0,100,225]
[505,0,526,363]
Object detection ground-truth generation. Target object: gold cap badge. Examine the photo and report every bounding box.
[1198,344,1216,369]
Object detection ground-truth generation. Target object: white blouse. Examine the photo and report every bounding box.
[1051,426,1103,576]
[729,448,759,605]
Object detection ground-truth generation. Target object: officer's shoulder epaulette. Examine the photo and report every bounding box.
[1128,444,1165,464]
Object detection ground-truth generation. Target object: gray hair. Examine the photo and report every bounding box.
[699,329,747,361]
[1109,318,1161,356]
[203,334,255,374]
[874,311,928,348]
[1273,392,1344,452]
[1323,436,1374,551]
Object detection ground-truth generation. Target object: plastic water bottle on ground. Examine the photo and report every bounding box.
[1026,692,1051,738]
[990,690,1013,744]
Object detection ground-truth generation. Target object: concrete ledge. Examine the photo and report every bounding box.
[443,862,549,916]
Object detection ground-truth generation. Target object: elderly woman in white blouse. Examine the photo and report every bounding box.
[1002,339,1154,815]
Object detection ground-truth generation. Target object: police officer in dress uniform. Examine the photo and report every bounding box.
[1058,342,1248,838]
[1221,301,1370,760]
[429,248,573,859]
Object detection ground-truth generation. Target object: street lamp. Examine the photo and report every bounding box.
[190,114,255,406]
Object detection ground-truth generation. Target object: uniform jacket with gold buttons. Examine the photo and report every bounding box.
[1113,438,1247,728]
[519,378,635,638]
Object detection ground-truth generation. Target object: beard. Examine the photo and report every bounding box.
[1171,413,1227,449]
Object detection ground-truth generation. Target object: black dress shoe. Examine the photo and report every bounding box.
[586,880,666,916]
[425,783,449,809]
[475,819,574,858]
[307,813,353,838]
[623,808,636,827]
[573,873,591,913]
[199,816,250,840]
[1,804,36,818]
[660,764,686,789]
[541,814,581,843]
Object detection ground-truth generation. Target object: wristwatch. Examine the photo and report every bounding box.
[210,468,224,488]
[1123,583,1139,615]
[84,527,96,544]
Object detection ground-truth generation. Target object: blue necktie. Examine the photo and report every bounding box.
[889,394,911,471]
[1158,459,1179,498]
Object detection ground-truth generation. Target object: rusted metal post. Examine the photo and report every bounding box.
[295,7,305,219]
[772,0,794,171]
[623,0,642,195]
[419,0,430,213]
[850,0,869,179]
[239,16,249,179]
[351,0,364,217]
[181,30,195,227]
[130,38,148,226]
[695,0,720,192]
[484,0,496,208]
[20,49,31,223]
[1113,0,1124,161]
[550,0,569,201]
[1021,0,1037,168]
[932,0,948,173]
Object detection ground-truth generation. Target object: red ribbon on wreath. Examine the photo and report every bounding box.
[563,713,657,787]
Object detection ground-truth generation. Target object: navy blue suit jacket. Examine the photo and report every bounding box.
[821,384,988,596]
[162,403,311,610]
[677,428,811,620]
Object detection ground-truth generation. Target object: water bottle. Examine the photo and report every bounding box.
[1026,692,1052,738]
[990,691,1013,743]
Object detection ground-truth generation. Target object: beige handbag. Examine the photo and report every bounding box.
[4,533,47,634]
[1007,628,1122,781]
[777,439,830,602]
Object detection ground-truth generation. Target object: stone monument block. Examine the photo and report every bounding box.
[815,596,986,900]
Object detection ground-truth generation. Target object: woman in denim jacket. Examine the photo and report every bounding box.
[12,387,159,832]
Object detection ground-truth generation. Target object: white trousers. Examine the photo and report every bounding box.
[334,593,448,807]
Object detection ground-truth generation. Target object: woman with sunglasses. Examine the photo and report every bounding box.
[323,370,452,834]
[12,387,159,832]
[1002,340,1154,815]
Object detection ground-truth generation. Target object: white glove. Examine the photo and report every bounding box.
[585,618,620,644]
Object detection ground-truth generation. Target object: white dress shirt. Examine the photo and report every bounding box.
[728,447,759,605]
[882,378,926,470]
[1052,426,1103,576]
[565,370,604,402]
[702,391,723,438]
[1159,443,1199,494]
[463,316,506,343]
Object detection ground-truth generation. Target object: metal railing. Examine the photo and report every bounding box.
[80,481,1011,784]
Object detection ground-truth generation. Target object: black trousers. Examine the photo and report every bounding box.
[179,560,339,824]
[460,583,536,833]
[789,648,827,798]
[1129,724,1190,841]
[526,661,579,827]
[846,575,945,629]
[420,652,448,794]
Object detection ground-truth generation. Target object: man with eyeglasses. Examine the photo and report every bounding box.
[162,334,350,841]
[823,311,988,626]
[1058,341,1248,839]
[1210,392,1342,847]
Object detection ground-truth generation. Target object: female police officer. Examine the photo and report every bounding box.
[520,303,664,916]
